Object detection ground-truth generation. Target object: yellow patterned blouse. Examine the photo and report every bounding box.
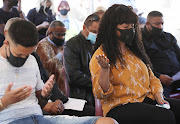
[89,47,163,116]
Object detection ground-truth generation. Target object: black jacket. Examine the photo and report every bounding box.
[64,32,94,106]
[141,27,180,78]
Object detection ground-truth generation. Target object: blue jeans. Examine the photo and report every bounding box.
[9,115,52,124]
[9,115,100,124]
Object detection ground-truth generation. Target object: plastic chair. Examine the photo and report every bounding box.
[95,98,103,116]
[62,67,69,97]
[169,93,180,99]
[63,67,103,116]
[169,87,180,99]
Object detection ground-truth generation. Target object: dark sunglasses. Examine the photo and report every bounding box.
[52,32,66,37]
[115,4,133,11]
[84,14,100,24]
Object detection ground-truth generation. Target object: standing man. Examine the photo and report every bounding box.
[0,0,26,46]
[63,14,100,107]
[141,11,180,97]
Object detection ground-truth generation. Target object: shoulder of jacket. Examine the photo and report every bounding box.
[163,31,174,37]
[65,35,82,48]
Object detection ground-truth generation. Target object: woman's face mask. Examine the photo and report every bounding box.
[40,6,50,12]
[60,9,69,16]
[117,28,135,45]
[45,6,51,11]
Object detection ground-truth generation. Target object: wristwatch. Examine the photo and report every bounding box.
[41,92,53,101]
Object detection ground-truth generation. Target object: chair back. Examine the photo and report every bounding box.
[95,98,103,116]
[62,67,69,97]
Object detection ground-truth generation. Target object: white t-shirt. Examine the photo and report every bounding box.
[0,54,44,124]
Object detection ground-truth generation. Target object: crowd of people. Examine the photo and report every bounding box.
[0,0,180,124]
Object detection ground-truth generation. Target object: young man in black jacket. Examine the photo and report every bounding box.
[64,14,100,107]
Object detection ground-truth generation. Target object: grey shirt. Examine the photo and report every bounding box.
[0,55,44,124]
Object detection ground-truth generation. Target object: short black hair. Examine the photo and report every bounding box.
[49,20,65,28]
[8,20,38,47]
[84,14,100,27]
[147,11,163,18]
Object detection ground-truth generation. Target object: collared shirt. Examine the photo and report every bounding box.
[90,46,163,116]
[142,26,180,77]
[47,36,56,46]
[56,15,69,30]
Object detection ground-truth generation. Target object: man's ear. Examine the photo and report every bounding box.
[145,21,149,26]
[145,22,152,32]
[3,40,9,46]
[4,30,7,36]
[48,33,53,40]
[83,24,86,30]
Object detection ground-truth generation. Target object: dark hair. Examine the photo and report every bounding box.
[8,20,38,47]
[148,11,163,18]
[46,20,65,35]
[94,4,152,68]
[84,14,100,27]
[49,20,65,28]
[58,0,70,11]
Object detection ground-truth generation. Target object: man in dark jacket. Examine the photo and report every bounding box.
[141,11,180,97]
[63,14,100,107]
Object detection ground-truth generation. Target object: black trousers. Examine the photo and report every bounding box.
[43,104,95,116]
[107,97,180,124]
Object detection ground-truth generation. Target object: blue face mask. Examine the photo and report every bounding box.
[86,32,97,44]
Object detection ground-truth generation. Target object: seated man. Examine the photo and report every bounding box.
[64,14,100,107]
[36,20,65,95]
[141,11,180,97]
[0,19,118,124]
[4,18,68,115]
[36,20,95,116]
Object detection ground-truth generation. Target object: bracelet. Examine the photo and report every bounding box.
[0,99,5,109]
[40,93,52,101]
